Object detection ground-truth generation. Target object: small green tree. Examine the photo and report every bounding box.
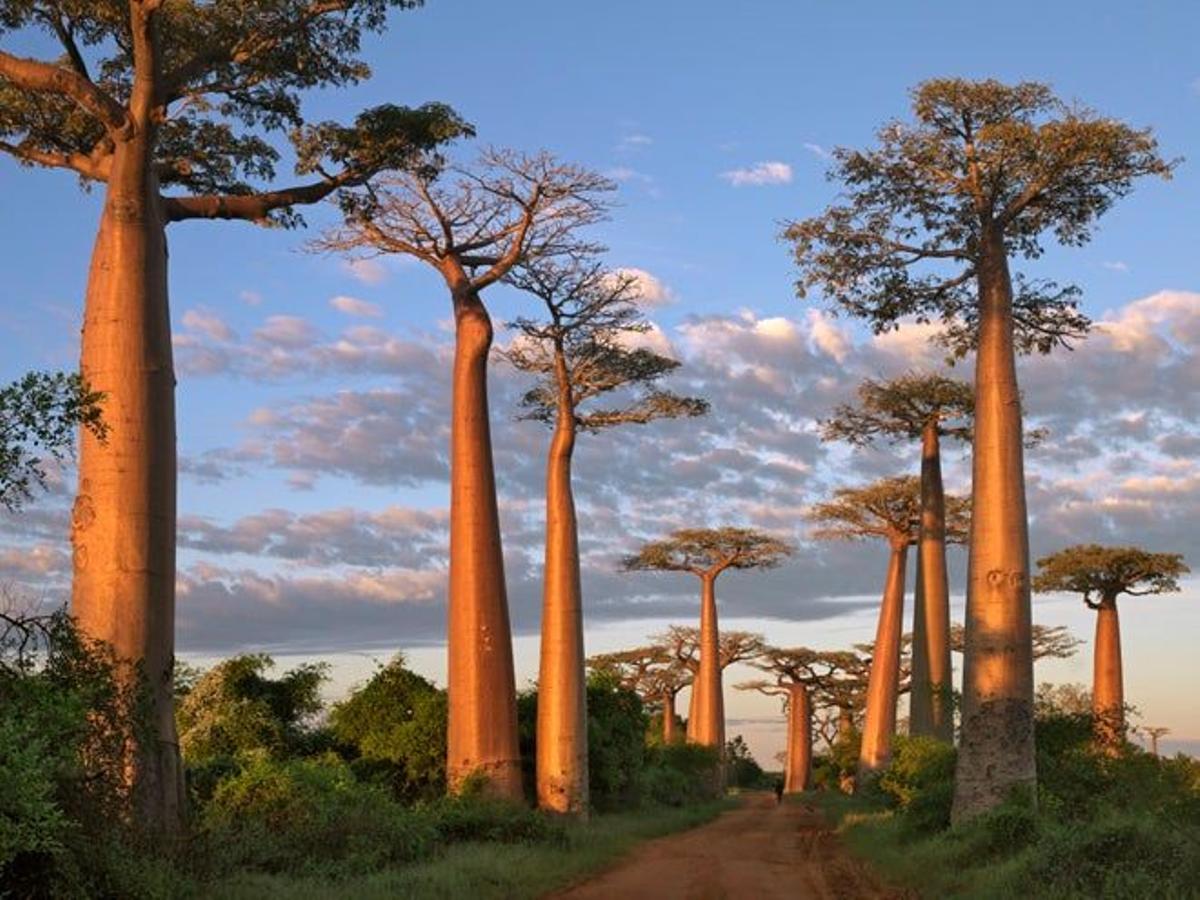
[0,372,105,510]
[1033,545,1187,752]
[328,654,447,801]
[787,77,1173,821]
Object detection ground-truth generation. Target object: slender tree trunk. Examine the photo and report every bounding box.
[952,227,1036,823]
[686,674,698,740]
[691,572,725,750]
[445,287,521,800]
[1092,595,1124,754]
[859,540,908,774]
[837,706,855,741]
[70,134,183,833]
[662,690,677,744]
[909,540,929,735]
[535,351,588,816]
[912,422,954,741]
[784,683,812,793]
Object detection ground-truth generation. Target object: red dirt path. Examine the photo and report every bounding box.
[549,792,908,900]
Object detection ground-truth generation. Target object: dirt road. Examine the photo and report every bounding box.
[550,793,907,900]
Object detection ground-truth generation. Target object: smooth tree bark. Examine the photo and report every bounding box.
[321,153,614,800]
[650,626,766,740]
[820,373,972,744]
[788,79,1171,820]
[624,530,792,755]
[1,0,464,830]
[808,476,968,774]
[1033,544,1187,755]
[505,257,707,815]
[785,683,813,793]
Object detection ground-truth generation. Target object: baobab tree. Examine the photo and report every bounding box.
[1138,726,1170,757]
[787,78,1172,820]
[318,152,614,799]
[1033,545,1187,753]
[950,622,1083,663]
[737,646,861,793]
[808,476,968,774]
[1,372,106,510]
[504,256,707,815]
[586,645,691,744]
[623,529,792,751]
[822,373,973,742]
[0,0,466,828]
[651,625,767,739]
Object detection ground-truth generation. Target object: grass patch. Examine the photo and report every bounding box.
[200,799,733,899]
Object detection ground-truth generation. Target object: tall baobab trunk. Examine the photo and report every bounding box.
[952,227,1036,823]
[859,539,908,773]
[690,572,725,749]
[909,546,929,735]
[784,683,812,793]
[71,135,183,832]
[446,287,522,800]
[662,690,678,744]
[912,421,954,741]
[686,676,698,740]
[535,351,588,816]
[1092,594,1124,754]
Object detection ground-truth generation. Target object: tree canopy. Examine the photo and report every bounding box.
[0,371,105,510]
[1033,545,1189,606]
[0,0,468,223]
[786,78,1174,357]
[622,527,794,577]
[807,476,969,545]
[821,372,973,445]
[504,256,708,431]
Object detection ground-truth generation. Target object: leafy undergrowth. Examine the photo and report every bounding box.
[200,799,733,900]
[802,724,1200,899]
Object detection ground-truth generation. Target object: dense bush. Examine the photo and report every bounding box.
[725,734,770,789]
[329,654,447,801]
[877,735,957,835]
[639,743,724,806]
[199,753,437,876]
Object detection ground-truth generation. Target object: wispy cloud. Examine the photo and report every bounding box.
[803,142,833,160]
[1103,260,1131,273]
[330,295,384,318]
[342,258,389,286]
[720,161,793,187]
[617,133,653,152]
[605,166,653,184]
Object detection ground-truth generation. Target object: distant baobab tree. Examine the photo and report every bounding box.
[0,372,106,511]
[623,529,793,752]
[0,0,467,830]
[504,254,707,815]
[737,646,863,793]
[822,373,973,743]
[587,646,691,744]
[1033,545,1187,753]
[319,151,615,800]
[808,476,968,774]
[652,625,767,740]
[1139,726,1170,758]
[788,78,1172,821]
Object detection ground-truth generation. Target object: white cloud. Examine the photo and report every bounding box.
[1103,260,1130,273]
[329,295,384,318]
[605,166,653,185]
[607,267,676,307]
[618,133,653,152]
[181,308,235,343]
[254,315,318,348]
[239,290,263,306]
[720,161,793,187]
[803,142,833,160]
[342,258,389,286]
[804,309,851,362]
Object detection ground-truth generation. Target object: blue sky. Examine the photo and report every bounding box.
[3,1,1200,762]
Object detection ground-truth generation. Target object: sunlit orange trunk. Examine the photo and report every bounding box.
[1092,595,1124,754]
[662,690,677,744]
[859,539,908,773]
[71,135,183,832]
[445,287,521,800]
[952,227,1036,823]
[535,352,588,816]
[690,572,725,750]
[911,422,954,741]
[784,683,812,793]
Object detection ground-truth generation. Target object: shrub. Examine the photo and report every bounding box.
[199,754,436,876]
[329,655,447,801]
[639,744,723,806]
[877,735,956,835]
[424,795,567,846]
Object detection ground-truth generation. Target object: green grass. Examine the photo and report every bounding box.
[199,800,734,900]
